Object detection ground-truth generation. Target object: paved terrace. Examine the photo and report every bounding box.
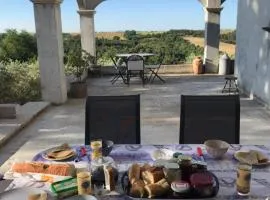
[1,75,270,172]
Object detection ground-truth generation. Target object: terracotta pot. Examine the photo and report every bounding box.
[69,82,87,98]
[192,57,203,75]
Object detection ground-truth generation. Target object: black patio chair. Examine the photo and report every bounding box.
[127,55,145,86]
[85,95,141,144]
[110,57,127,84]
[179,95,240,144]
[145,53,165,83]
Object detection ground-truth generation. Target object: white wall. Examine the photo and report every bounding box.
[236,0,270,105]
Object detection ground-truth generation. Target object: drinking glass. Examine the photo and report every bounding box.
[90,139,102,161]
[77,168,92,195]
[236,163,252,196]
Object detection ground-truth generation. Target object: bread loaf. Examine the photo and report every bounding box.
[128,163,141,184]
[12,162,76,177]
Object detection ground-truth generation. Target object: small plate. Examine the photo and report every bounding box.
[42,147,76,161]
[234,150,270,166]
[151,149,174,161]
[65,195,97,200]
[0,188,55,200]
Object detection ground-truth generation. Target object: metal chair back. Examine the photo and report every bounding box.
[180,95,240,144]
[127,55,144,71]
[85,95,141,144]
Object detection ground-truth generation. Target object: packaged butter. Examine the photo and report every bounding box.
[50,177,78,198]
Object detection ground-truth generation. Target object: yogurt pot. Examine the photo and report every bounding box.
[171,180,190,194]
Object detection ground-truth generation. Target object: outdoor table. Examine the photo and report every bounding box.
[111,53,155,85]
[116,53,155,58]
[3,144,270,199]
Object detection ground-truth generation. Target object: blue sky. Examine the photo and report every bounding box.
[0,0,237,33]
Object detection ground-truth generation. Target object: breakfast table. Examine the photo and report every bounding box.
[2,144,270,199]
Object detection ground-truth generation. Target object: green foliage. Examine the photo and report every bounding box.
[124,30,137,40]
[0,29,37,62]
[0,61,41,104]
[113,36,120,40]
[66,47,96,82]
[220,31,236,44]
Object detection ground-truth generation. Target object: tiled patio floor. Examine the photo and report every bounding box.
[1,75,270,172]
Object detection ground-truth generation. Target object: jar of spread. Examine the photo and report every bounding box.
[163,162,181,184]
[171,180,190,195]
[178,155,192,182]
[190,172,214,197]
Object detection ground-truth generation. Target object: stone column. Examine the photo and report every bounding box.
[77,10,96,57]
[199,0,225,73]
[31,0,67,104]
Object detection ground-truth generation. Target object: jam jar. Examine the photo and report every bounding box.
[178,155,192,182]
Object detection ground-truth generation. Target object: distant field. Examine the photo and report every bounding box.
[183,36,236,56]
[96,32,125,39]
[95,32,236,56]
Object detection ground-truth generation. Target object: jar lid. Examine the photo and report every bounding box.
[178,155,192,161]
[77,171,91,178]
[164,162,179,169]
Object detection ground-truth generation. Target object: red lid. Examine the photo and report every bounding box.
[190,172,213,187]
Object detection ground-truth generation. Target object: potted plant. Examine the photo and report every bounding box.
[67,48,96,98]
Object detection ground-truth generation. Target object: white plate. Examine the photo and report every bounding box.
[0,188,55,200]
[42,146,76,161]
[151,149,174,161]
[234,150,270,166]
[66,195,97,200]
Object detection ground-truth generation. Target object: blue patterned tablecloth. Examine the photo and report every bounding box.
[16,145,270,199]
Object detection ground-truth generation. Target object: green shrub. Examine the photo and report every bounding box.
[0,61,41,104]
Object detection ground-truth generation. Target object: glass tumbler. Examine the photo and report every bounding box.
[236,163,252,196]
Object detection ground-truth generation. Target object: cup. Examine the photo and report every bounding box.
[77,169,92,195]
[90,139,102,161]
[236,163,252,196]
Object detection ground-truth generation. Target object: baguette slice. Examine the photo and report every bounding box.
[130,184,146,198]
[128,164,141,184]
[142,168,164,184]
[144,181,170,198]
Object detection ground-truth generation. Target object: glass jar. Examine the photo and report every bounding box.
[77,168,92,195]
[91,157,119,190]
[178,155,192,182]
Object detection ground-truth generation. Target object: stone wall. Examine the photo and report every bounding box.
[235,0,270,106]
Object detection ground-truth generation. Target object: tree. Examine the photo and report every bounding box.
[113,36,120,40]
[124,30,137,40]
[0,29,37,62]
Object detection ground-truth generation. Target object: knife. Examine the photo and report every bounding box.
[197,147,205,162]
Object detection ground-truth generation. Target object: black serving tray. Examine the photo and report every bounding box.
[121,171,219,199]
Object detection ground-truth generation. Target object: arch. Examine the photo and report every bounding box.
[29,0,225,104]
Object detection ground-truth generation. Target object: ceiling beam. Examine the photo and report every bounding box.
[198,0,226,7]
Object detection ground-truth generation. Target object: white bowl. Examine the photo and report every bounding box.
[204,140,229,159]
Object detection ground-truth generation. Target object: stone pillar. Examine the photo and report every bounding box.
[77,10,96,57]
[199,0,225,73]
[31,0,67,104]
